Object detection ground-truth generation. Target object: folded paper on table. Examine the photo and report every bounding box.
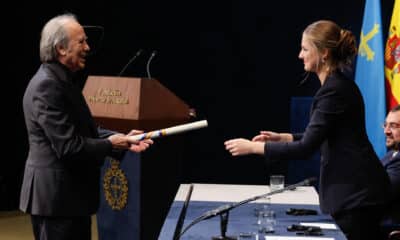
[265,237,334,240]
[128,120,208,141]
[300,222,338,230]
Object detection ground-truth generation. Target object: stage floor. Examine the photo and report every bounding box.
[0,211,98,240]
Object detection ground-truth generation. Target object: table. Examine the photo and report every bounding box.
[158,183,347,240]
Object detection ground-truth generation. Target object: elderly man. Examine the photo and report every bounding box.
[20,14,152,240]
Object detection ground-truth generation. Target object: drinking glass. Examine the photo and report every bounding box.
[270,175,284,192]
[258,209,276,234]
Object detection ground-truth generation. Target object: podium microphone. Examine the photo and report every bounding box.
[118,49,144,76]
[146,50,157,79]
[178,177,317,239]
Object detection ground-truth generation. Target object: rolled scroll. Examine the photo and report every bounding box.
[128,120,208,141]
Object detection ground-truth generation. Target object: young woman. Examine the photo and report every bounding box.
[225,20,390,240]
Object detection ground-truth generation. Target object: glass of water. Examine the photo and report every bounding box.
[258,209,276,234]
[270,175,284,192]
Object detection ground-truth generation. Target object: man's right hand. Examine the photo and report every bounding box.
[108,134,153,152]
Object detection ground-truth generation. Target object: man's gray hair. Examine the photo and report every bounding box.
[39,14,77,62]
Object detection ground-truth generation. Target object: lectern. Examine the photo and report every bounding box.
[82,76,191,240]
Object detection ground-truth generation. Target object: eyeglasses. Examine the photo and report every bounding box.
[382,122,400,131]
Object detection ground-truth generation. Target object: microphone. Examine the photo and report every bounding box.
[173,184,194,240]
[178,177,317,238]
[297,72,310,86]
[146,50,157,79]
[118,49,144,76]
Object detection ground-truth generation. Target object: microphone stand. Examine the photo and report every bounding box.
[146,50,157,79]
[178,177,316,240]
[118,49,143,76]
[212,211,236,240]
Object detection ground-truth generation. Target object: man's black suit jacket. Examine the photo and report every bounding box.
[265,71,390,215]
[20,62,113,216]
[381,150,400,222]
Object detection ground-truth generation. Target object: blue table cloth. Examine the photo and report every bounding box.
[158,201,347,240]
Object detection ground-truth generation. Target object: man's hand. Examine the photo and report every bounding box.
[127,129,144,136]
[128,139,153,152]
[126,129,153,152]
[108,134,130,149]
[108,133,153,153]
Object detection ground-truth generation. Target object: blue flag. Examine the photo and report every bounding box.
[355,0,387,158]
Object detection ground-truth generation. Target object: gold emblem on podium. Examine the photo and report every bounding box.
[103,159,128,210]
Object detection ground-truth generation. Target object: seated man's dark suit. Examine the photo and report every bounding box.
[381,150,400,226]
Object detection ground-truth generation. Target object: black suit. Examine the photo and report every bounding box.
[264,71,390,239]
[381,150,400,223]
[20,62,114,239]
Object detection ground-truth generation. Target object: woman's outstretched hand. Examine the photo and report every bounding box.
[224,138,265,156]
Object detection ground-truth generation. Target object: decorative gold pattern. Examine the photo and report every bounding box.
[87,88,129,104]
[103,159,128,210]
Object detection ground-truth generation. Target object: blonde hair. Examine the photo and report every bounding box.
[303,20,357,73]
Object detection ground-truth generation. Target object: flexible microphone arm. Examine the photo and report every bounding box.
[178,177,317,238]
[146,50,157,79]
[118,49,144,76]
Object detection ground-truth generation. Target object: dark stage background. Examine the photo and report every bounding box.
[8,0,394,216]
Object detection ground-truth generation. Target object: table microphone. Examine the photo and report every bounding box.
[173,184,194,240]
[178,177,317,239]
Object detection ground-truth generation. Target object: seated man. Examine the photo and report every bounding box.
[381,105,400,231]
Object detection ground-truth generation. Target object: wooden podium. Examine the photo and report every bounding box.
[82,76,191,240]
[82,75,190,132]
